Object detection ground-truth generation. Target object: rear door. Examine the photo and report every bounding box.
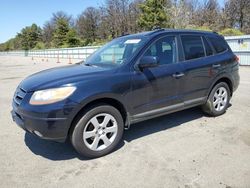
[179,34,215,104]
[206,35,232,73]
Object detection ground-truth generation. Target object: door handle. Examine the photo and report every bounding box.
[172,72,185,78]
[212,64,221,68]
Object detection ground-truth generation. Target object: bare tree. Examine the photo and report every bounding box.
[202,0,220,30]
[2,0,250,51]
[169,0,193,29]
[76,7,100,44]
[224,0,250,33]
[127,0,143,33]
[183,0,204,27]
[42,21,54,47]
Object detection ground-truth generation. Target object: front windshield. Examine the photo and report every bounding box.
[85,36,148,66]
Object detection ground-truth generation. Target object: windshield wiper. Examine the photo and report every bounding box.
[84,63,92,66]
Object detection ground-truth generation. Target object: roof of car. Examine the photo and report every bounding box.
[125,29,218,38]
[117,29,220,41]
[151,28,217,35]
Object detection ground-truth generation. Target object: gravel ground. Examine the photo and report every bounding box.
[0,56,250,188]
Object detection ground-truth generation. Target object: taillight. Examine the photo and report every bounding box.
[234,55,240,63]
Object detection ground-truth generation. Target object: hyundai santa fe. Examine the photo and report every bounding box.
[11,29,240,158]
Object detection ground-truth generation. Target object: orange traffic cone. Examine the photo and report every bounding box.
[56,54,60,63]
[68,56,72,64]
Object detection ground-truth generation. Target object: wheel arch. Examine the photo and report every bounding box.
[68,97,128,138]
[208,76,233,99]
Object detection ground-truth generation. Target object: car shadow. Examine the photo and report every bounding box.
[24,133,88,161]
[24,107,209,161]
[123,107,204,142]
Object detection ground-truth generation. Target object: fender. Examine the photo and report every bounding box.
[205,72,234,100]
[79,93,128,110]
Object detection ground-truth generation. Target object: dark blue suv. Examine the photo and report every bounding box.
[11,29,240,158]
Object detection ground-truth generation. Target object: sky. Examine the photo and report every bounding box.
[0,0,224,43]
[0,0,104,43]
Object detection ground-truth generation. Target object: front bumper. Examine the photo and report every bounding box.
[11,96,79,142]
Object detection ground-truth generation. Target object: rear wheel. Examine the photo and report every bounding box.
[202,82,230,116]
[71,105,124,158]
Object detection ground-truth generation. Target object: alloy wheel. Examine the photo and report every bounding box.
[83,113,118,151]
[213,87,228,112]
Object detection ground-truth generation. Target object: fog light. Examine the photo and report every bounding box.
[34,131,43,137]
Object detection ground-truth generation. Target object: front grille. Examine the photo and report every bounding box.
[14,87,27,106]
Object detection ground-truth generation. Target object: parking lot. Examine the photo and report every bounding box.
[0,56,250,188]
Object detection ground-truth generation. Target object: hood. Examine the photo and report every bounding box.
[20,64,110,92]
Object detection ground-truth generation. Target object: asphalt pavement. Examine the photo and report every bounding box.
[0,56,250,188]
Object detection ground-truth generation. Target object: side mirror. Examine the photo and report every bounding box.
[138,56,159,70]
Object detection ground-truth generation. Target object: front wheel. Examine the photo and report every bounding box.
[202,82,230,116]
[70,105,124,158]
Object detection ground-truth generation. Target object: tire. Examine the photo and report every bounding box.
[70,105,124,158]
[202,82,230,116]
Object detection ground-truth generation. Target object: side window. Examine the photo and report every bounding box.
[202,37,213,56]
[143,36,177,65]
[181,35,205,60]
[207,36,228,53]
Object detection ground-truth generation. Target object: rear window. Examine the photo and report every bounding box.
[202,37,213,56]
[207,36,228,53]
[181,35,205,60]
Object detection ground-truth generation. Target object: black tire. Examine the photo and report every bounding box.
[70,105,124,158]
[202,82,230,116]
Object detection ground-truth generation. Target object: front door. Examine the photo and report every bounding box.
[131,35,185,117]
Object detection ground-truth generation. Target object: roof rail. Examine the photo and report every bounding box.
[121,32,130,36]
[150,27,165,34]
[153,26,162,30]
[117,33,130,38]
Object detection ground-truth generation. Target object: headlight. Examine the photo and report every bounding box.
[29,86,76,105]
